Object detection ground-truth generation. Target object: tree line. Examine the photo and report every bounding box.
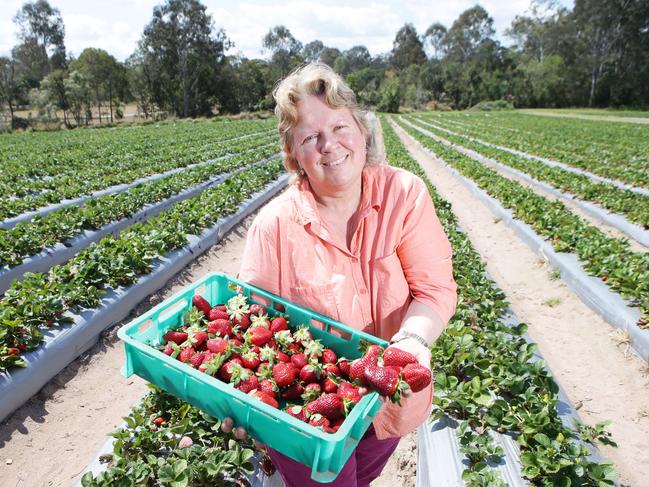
[1,0,648,130]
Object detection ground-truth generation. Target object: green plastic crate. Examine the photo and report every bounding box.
[118,272,386,483]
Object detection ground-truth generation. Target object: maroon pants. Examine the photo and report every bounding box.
[267,425,401,486]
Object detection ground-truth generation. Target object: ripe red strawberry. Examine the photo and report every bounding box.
[323,363,341,377]
[260,379,278,397]
[153,417,165,426]
[322,349,337,364]
[208,308,230,321]
[273,362,297,387]
[290,352,308,369]
[249,390,279,409]
[280,382,304,400]
[270,316,288,333]
[163,330,188,345]
[306,393,343,420]
[178,347,195,363]
[199,353,225,376]
[337,358,350,378]
[364,365,408,404]
[322,377,338,394]
[7,347,21,356]
[218,358,243,382]
[309,414,330,429]
[349,346,382,385]
[192,295,212,316]
[206,338,229,354]
[302,382,322,402]
[207,319,232,336]
[382,347,417,368]
[188,331,208,348]
[232,313,251,329]
[300,363,322,384]
[287,342,302,355]
[285,405,307,422]
[246,327,272,346]
[331,417,345,432]
[249,304,267,316]
[337,381,363,404]
[293,326,312,345]
[236,373,260,393]
[241,351,261,370]
[214,304,227,311]
[189,352,205,369]
[277,351,290,362]
[402,363,432,392]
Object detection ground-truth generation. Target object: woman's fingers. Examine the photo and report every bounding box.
[221,417,248,440]
[234,426,248,440]
[221,417,234,434]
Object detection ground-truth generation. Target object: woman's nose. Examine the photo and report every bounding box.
[318,131,337,153]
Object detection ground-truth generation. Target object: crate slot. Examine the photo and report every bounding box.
[250,292,270,307]
[137,319,153,334]
[159,299,187,322]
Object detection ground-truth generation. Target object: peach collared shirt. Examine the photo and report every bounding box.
[239,164,457,438]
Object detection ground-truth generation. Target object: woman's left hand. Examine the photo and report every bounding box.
[384,338,432,400]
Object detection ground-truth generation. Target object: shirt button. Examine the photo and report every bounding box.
[359,288,367,295]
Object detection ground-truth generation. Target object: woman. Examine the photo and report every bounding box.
[233,63,457,486]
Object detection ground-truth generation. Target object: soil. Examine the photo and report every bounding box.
[392,120,649,487]
[518,109,649,125]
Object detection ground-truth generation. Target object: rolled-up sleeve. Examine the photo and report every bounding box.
[396,177,457,325]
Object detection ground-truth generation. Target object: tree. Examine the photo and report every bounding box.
[138,0,232,117]
[12,0,66,86]
[320,47,342,67]
[302,40,325,63]
[344,46,371,71]
[0,57,20,126]
[377,75,401,113]
[424,23,448,59]
[390,24,427,71]
[262,25,303,79]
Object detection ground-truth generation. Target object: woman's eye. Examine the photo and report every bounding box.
[303,134,317,144]
[335,124,346,130]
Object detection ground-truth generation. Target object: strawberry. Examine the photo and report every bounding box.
[290,352,308,369]
[302,383,322,402]
[323,363,341,377]
[249,304,267,316]
[192,295,212,316]
[260,379,278,397]
[235,373,260,393]
[189,352,205,369]
[199,353,225,376]
[306,393,343,420]
[337,358,350,378]
[7,347,20,356]
[206,338,229,354]
[402,363,432,393]
[308,414,330,429]
[208,308,230,321]
[246,327,272,346]
[250,390,279,409]
[304,340,323,359]
[322,376,338,394]
[153,417,165,426]
[270,316,288,333]
[178,347,195,363]
[214,304,227,311]
[241,350,261,370]
[382,346,417,368]
[300,363,323,384]
[281,382,304,400]
[331,417,345,432]
[337,381,363,404]
[285,405,307,422]
[364,365,409,404]
[207,319,232,336]
[188,331,208,348]
[293,326,312,345]
[273,362,297,387]
[322,349,337,364]
[218,358,243,382]
[277,351,290,362]
[163,330,188,345]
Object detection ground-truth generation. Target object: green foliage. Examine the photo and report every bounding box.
[378,76,402,113]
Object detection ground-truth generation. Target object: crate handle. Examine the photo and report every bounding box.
[159,298,188,323]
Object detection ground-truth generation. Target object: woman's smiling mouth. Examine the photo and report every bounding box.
[321,154,348,167]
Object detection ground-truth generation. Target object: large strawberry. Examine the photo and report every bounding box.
[241,350,261,370]
[337,358,350,378]
[208,308,230,321]
[249,390,279,409]
[270,316,288,333]
[290,352,308,369]
[163,330,188,345]
[299,363,323,384]
[249,304,267,316]
[272,362,297,388]
[207,319,232,336]
[246,327,272,347]
[322,349,337,364]
[192,295,212,316]
[178,347,195,363]
[305,393,343,420]
[382,346,417,368]
[218,358,243,382]
[259,379,278,397]
[280,382,304,400]
[206,338,229,355]
[364,365,409,404]
[337,381,364,404]
[349,345,382,385]
[402,363,432,393]
[235,372,260,393]
[301,383,322,402]
[189,352,205,369]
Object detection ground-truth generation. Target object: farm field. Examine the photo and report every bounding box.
[518,109,649,124]
[0,112,648,486]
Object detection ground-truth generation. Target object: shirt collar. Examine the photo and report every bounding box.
[292,165,382,226]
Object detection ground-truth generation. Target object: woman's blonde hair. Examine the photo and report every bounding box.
[273,63,385,175]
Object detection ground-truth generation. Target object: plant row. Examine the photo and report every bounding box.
[406,116,649,229]
[0,159,284,371]
[397,118,649,326]
[419,112,649,188]
[0,143,279,268]
[0,118,275,184]
[80,385,260,486]
[382,118,617,486]
[0,127,277,220]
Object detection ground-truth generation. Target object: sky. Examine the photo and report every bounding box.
[0,0,574,62]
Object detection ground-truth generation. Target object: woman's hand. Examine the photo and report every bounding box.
[386,338,432,401]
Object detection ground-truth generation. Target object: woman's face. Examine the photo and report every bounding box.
[291,94,366,197]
